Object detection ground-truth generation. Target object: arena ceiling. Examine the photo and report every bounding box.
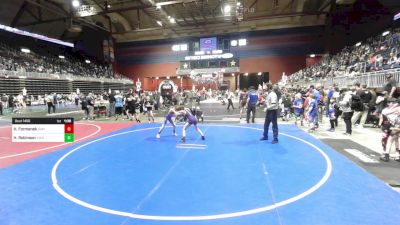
[0,0,348,42]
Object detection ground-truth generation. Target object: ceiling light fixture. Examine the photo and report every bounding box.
[231,40,238,47]
[355,42,361,47]
[72,0,80,8]
[21,48,30,53]
[195,51,205,55]
[238,39,247,46]
[382,31,390,36]
[172,45,180,51]
[156,21,163,26]
[180,44,187,51]
[223,5,231,14]
[310,54,316,58]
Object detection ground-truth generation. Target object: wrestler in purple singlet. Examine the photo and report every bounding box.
[184,108,197,125]
[156,108,177,138]
[179,108,205,143]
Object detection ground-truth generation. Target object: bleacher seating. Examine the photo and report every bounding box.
[0,41,132,96]
[288,28,400,83]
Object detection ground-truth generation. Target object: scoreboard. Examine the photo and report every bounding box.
[12,118,74,143]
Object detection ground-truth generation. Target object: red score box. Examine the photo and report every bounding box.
[64,124,74,133]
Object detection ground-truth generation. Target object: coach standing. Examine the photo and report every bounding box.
[246,86,258,123]
[108,91,116,118]
[260,84,279,144]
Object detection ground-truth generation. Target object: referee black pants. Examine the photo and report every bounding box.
[227,99,234,110]
[263,109,278,141]
[246,104,256,123]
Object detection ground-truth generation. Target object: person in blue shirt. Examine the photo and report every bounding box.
[292,93,304,126]
[327,98,340,132]
[246,86,258,123]
[307,95,318,132]
[326,86,334,116]
[309,85,321,127]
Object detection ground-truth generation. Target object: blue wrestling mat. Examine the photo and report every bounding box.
[1,123,400,225]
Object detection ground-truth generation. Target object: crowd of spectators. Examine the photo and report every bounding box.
[0,41,124,79]
[289,28,400,82]
[275,74,399,161]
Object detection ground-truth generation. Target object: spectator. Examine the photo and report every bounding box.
[383,74,397,98]
[351,84,372,126]
[108,91,116,118]
[327,98,340,132]
[81,96,89,119]
[379,98,400,162]
[87,93,95,120]
[339,89,354,135]
[226,90,234,110]
[307,95,318,132]
[292,93,304,126]
[114,91,124,121]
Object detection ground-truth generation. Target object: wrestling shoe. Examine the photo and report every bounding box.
[201,136,205,140]
[259,136,268,141]
[173,132,177,136]
[379,154,389,162]
[180,137,186,143]
[271,139,279,144]
[156,133,160,139]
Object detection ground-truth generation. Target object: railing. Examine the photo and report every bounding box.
[0,70,133,84]
[290,68,400,88]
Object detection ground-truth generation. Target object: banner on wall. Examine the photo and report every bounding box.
[136,79,141,92]
[189,70,219,85]
[103,40,110,62]
[103,39,115,63]
[158,80,177,100]
[109,38,115,62]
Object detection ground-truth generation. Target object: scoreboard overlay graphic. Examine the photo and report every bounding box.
[12,118,74,143]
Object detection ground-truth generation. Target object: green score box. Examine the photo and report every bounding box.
[64,133,74,142]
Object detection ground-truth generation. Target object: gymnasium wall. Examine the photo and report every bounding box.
[115,26,325,90]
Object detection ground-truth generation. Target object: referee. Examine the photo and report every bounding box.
[260,84,279,144]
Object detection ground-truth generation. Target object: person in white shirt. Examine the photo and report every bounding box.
[260,84,279,144]
[226,91,234,110]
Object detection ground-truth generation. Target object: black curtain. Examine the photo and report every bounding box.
[239,73,269,90]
